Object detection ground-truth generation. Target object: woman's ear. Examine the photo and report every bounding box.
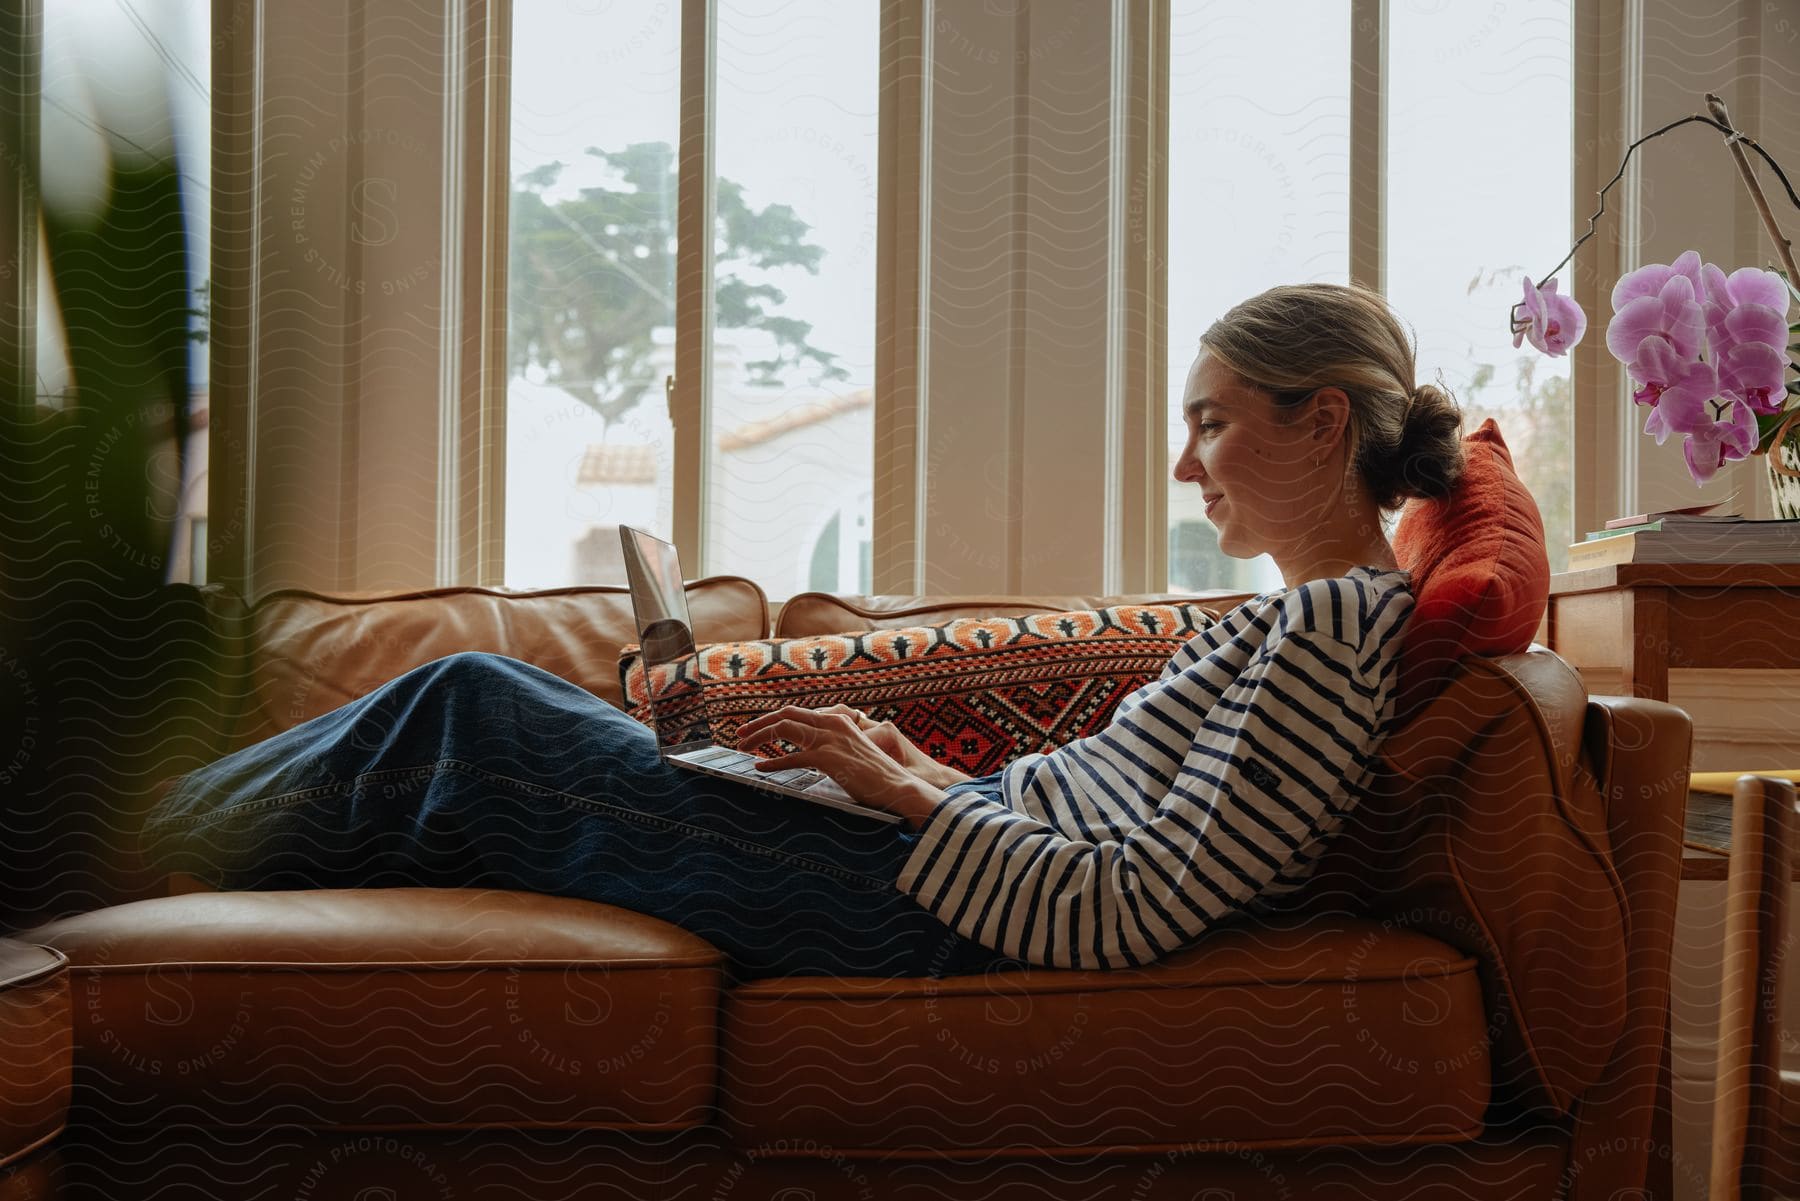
[1308,387,1352,459]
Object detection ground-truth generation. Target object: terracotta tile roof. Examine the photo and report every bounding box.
[717,388,872,451]
[576,443,657,485]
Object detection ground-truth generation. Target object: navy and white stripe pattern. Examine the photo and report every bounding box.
[894,566,1414,970]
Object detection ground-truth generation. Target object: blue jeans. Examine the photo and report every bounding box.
[141,652,1022,983]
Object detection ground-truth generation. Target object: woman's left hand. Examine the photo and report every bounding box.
[737,706,946,828]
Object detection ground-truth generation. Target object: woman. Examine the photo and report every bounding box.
[143,283,1465,984]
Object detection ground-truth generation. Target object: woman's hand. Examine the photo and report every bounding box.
[761,704,972,791]
[735,705,947,828]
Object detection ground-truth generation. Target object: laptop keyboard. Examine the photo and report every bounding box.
[678,745,826,791]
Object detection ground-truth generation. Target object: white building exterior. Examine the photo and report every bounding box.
[504,327,874,599]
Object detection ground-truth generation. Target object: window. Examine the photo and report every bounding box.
[503,2,681,588]
[1164,1,1351,595]
[807,491,874,594]
[503,0,878,599]
[703,0,879,600]
[209,0,1598,598]
[1168,519,1232,595]
[1165,2,1577,584]
[1385,0,1575,570]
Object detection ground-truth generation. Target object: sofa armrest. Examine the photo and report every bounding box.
[1562,693,1693,1201]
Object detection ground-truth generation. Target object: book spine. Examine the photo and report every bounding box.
[1566,534,1800,567]
[1567,534,1642,568]
[1584,520,1665,541]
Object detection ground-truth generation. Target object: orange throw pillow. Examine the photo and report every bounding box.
[1390,417,1550,722]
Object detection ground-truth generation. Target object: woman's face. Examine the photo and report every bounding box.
[1172,351,1340,561]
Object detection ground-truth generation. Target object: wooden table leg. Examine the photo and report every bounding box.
[1708,776,1798,1200]
[1624,586,1671,701]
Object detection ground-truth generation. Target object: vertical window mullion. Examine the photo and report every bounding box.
[1349,0,1386,293]
[674,0,717,575]
[436,0,470,587]
[1110,0,1167,595]
[471,0,511,588]
[874,0,927,596]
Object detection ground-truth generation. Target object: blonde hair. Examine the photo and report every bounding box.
[1200,282,1465,510]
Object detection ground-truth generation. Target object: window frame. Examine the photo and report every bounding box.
[481,0,1168,595]
[203,0,1641,598]
[479,0,1411,596]
[484,0,1612,594]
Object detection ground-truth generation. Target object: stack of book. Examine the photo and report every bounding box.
[1568,501,1800,568]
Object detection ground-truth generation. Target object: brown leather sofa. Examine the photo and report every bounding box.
[0,940,70,1201]
[9,577,1692,1200]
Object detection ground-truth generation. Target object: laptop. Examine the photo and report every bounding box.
[618,525,900,824]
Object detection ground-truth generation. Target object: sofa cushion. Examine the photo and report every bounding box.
[227,577,769,749]
[1390,418,1551,723]
[0,941,70,1171]
[24,890,724,1131]
[774,590,1236,637]
[621,603,1217,776]
[719,912,1489,1152]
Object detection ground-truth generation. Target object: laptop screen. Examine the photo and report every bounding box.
[618,526,715,753]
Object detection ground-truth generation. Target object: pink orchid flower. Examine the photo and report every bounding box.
[1716,339,1790,415]
[1512,277,1587,357]
[1704,295,1790,360]
[1611,249,1706,312]
[1699,262,1792,314]
[1677,396,1758,486]
[1606,272,1707,363]
[1633,336,1719,427]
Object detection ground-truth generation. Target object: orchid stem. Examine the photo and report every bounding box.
[1529,112,1800,290]
[1705,93,1800,285]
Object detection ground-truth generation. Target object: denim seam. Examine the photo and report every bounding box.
[148,764,440,832]
[459,760,894,891]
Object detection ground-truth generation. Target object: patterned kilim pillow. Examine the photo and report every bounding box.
[618,603,1217,777]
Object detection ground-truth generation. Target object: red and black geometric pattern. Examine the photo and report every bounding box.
[619,603,1216,777]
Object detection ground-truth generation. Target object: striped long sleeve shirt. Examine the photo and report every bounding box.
[894,565,1415,970]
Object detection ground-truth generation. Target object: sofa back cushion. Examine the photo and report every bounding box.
[227,578,769,749]
[622,603,1218,777]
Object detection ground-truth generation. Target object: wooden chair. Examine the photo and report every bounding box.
[1712,774,1800,1200]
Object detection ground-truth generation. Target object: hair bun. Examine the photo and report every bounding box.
[1395,383,1466,502]
[1406,382,1438,417]
[1198,283,1468,510]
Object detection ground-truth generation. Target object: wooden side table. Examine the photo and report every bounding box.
[1538,562,1800,702]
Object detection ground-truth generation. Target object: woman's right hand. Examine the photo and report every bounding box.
[742,704,970,790]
